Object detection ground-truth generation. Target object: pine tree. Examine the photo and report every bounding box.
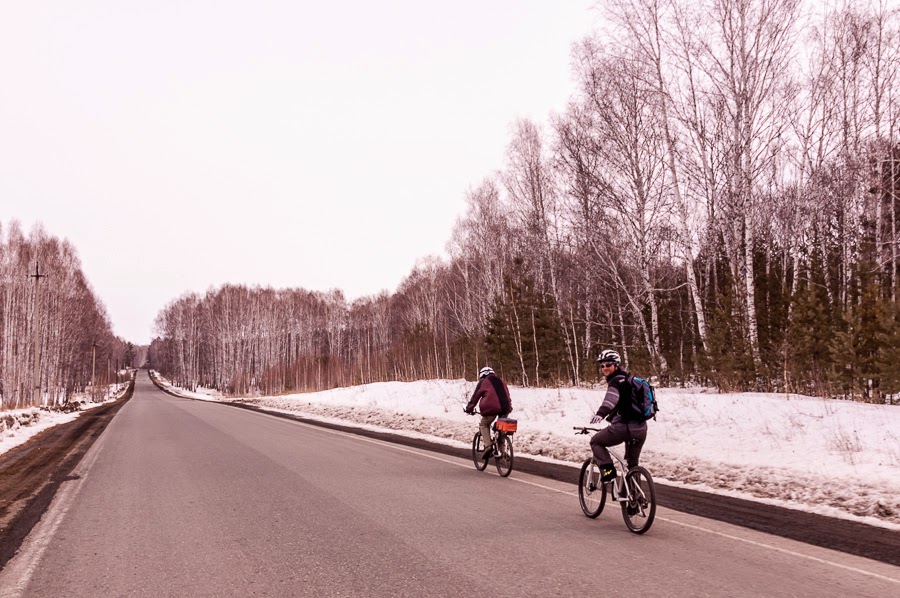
[874,300,900,402]
[830,269,893,402]
[701,249,755,391]
[702,292,754,392]
[787,274,836,396]
[485,290,519,382]
[484,257,567,386]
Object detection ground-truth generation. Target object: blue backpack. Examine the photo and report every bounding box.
[622,375,659,422]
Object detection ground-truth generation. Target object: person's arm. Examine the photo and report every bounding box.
[595,382,621,419]
[503,380,512,414]
[465,379,485,413]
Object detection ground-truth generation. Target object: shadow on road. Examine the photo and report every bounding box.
[0,383,133,570]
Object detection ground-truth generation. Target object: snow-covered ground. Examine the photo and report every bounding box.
[0,384,130,456]
[151,373,900,531]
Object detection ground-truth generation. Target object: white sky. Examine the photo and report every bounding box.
[0,1,600,344]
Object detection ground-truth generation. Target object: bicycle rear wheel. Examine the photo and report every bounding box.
[578,458,606,518]
[471,432,488,471]
[494,434,514,477]
[621,466,656,534]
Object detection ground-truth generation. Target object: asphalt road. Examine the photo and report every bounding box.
[2,373,898,597]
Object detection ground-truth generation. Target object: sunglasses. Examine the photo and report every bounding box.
[599,362,617,368]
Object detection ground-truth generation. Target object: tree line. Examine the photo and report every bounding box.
[151,0,900,402]
[0,221,135,410]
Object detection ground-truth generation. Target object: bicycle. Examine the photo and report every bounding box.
[466,410,515,477]
[573,427,657,534]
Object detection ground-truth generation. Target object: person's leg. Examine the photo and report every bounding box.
[590,423,628,479]
[480,415,496,452]
[496,432,508,457]
[624,423,648,469]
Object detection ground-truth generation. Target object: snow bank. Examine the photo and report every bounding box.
[0,383,130,456]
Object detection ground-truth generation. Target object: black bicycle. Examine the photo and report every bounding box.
[466,411,515,477]
[574,427,657,534]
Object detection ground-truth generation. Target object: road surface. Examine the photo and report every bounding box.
[2,372,897,597]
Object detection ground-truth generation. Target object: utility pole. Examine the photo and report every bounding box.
[107,356,111,400]
[28,261,47,407]
[92,341,97,402]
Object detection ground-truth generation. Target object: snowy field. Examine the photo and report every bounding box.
[150,374,900,531]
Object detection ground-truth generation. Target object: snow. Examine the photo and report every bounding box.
[0,385,129,456]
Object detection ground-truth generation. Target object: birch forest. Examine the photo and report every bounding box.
[151,0,900,402]
[0,221,134,410]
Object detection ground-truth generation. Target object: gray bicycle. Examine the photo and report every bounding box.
[574,427,657,534]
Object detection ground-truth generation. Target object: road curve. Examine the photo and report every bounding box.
[2,372,897,597]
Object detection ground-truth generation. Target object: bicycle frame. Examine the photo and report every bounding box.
[603,447,632,503]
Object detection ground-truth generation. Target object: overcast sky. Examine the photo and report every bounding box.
[0,1,598,345]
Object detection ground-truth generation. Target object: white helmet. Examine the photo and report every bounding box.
[596,349,621,365]
[479,366,495,379]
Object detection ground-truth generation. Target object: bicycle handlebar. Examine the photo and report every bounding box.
[574,426,603,434]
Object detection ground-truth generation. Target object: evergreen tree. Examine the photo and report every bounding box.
[874,300,900,402]
[830,272,894,402]
[787,268,836,396]
[484,257,566,386]
[485,290,519,382]
[702,292,754,392]
[123,342,135,368]
[701,251,755,391]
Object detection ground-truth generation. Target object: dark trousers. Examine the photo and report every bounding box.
[590,421,647,469]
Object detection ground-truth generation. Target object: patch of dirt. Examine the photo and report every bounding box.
[0,388,132,570]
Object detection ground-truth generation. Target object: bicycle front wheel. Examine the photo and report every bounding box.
[621,466,656,534]
[471,432,488,471]
[578,458,606,518]
[494,434,514,477]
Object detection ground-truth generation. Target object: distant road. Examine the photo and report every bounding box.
[2,372,897,597]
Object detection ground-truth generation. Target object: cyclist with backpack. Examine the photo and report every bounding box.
[589,349,648,484]
[464,366,513,461]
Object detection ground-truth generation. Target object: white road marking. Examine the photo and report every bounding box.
[657,517,900,585]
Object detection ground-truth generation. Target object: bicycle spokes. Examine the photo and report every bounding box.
[630,484,648,514]
[620,467,657,534]
[495,434,514,477]
[578,459,606,518]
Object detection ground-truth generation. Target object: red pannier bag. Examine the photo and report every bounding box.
[496,417,518,434]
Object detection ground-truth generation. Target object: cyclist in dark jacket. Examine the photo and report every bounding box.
[590,349,648,483]
[465,367,512,460]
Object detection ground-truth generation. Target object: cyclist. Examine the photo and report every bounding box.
[464,366,513,461]
[590,349,647,485]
